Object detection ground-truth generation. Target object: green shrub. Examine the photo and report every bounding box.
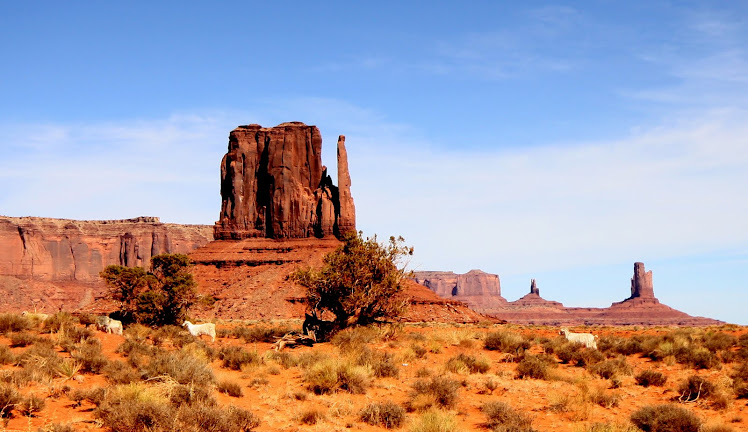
[732,362,748,398]
[360,401,406,429]
[516,354,555,380]
[555,342,604,366]
[410,376,460,410]
[481,401,535,432]
[630,404,701,432]
[588,357,632,379]
[445,353,490,374]
[702,332,737,353]
[94,385,172,432]
[303,358,370,395]
[141,351,214,386]
[484,331,531,353]
[71,340,109,373]
[409,409,457,432]
[635,370,667,387]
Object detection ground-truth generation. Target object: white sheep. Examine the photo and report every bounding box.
[183,321,216,342]
[560,327,598,349]
[95,316,123,335]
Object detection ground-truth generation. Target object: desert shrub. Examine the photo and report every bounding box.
[303,358,370,395]
[588,357,632,379]
[266,351,298,369]
[141,350,214,386]
[0,345,14,364]
[355,348,400,378]
[677,346,719,369]
[17,344,63,381]
[291,233,412,341]
[635,370,667,387]
[41,312,77,334]
[102,361,139,384]
[481,401,535,432]
[445,353,490,374]
[94,384,173,432]
[589,389,620,408]
[700,425,735,432]
[152,325,193,348]
[732,362,748,398]
[70,387,107,407]
[516,354,552,380]
[18,393,45,417]
[409,409,457,432]
[10,331,37,347]
[116,338,158,358]
[677,375,714,402]
[169,384,214,406]
[481,377,499,394]
[298,408,326,425]
[218,346,263,371]
[0,314,31,334]
[630,404,701,432]
[0,383,20,417]
[409,376,460,410]
[702,332,737,353]
[556,342,604,366]
[360,401,406,429]
[71,340,109,373]
[598,335,646,356]
[235,324,295,343]
[484,331,531,354]
[38,423,76,432]
[332,325,379,352]
[179,404,260,432]
[411,344,428,359]
[217,379,244,397]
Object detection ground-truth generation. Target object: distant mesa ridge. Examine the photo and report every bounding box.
[413,262,722,326]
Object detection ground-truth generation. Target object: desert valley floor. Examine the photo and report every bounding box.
[0,315,745,432]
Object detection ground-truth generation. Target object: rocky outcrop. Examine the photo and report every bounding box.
[412,270,507,314]
[415,264,722,326]
[188,238,491,323]
[0,216,213,312]
[214,122,356,240]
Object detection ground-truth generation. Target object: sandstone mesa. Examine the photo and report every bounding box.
[0,122,722,325]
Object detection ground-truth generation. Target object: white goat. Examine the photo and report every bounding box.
[183,321,216,342]
[95,316,123,335]
[560,327,598,349]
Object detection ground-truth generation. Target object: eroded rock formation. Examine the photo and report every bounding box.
[415,263,722,326]
[412,270,507,314]
[0,216,213,312]
[214,122,355,240]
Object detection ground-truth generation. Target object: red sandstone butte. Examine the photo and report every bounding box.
[214,122,356,240]
[413,270,508,315]
[0,216,213,312]
[416,263,722,326]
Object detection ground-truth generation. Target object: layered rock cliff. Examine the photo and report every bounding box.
[413,270,508,314]
[0,216,213,312]
[214,122,355,240]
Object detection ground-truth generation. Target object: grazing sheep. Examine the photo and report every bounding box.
[183,321,216,342]
[560,327,598,349]
[95,316,123,335]
[21,311,49,322]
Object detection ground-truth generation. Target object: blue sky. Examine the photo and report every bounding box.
[1,2,746,324]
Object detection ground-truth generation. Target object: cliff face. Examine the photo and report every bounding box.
[412,270,507,314]
[0,216,213,312]
[214,122,355,240]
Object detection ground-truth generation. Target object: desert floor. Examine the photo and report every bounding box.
[0,315,746,432]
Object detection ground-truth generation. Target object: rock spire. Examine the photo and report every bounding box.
[630,262,654,299]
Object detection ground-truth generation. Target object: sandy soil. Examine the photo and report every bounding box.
[1,322,746,432]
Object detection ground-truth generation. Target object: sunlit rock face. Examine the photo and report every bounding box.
[214,122,355,240]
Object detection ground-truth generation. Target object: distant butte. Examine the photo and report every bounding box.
[414,262,722,326]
